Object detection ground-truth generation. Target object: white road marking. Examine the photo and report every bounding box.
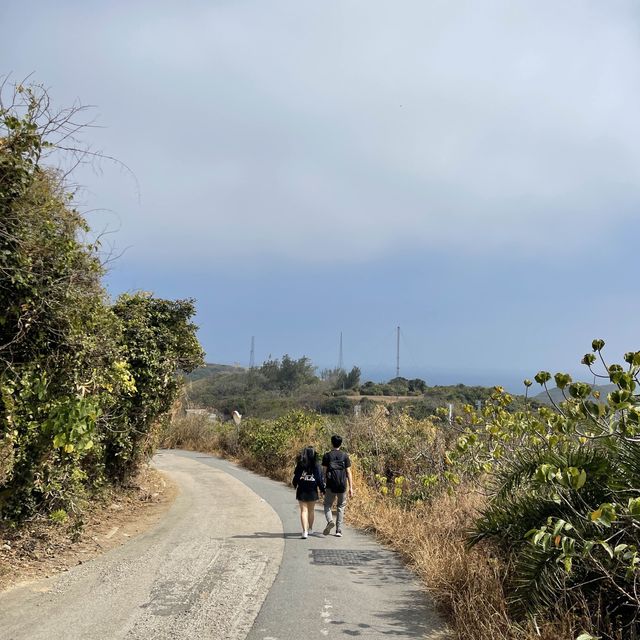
[320,598,333,636]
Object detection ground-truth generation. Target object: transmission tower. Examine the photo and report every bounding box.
[338,332,344,371]
[249,336,255,369]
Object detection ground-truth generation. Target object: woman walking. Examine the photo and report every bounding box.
[292,446,325,539]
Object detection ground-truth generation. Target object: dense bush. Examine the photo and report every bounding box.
[237,411,328,477]
[359,376,428,396]
[0,84,203,520]
[318,396,354,415]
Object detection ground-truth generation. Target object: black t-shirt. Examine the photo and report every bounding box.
[322,450,351,471]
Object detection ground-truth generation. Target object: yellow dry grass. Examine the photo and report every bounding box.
[348,472,589,640]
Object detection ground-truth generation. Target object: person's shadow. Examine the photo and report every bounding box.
[230,532,306,539]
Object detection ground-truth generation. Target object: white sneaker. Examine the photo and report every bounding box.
[301,531,308,539]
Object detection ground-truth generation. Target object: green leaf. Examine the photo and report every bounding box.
[53,433,66,448]
[554,373,572,389]
[629,497,640,516]
[563,556,573,572]
[568,382,591,399]
[592,339,605,352]
[591,503,616,527]
[623,351,640,366]
[534,371,551,385]
[608,389,631,406]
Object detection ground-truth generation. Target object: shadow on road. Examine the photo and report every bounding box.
[231,531,308,540]
[327,590,446,638]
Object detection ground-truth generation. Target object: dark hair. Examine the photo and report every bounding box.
[331,434,343,448]
[300,446,317,472]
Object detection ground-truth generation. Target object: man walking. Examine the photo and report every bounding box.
[322,434,354,537]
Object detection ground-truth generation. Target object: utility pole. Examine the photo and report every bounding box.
[249,336,255,369]
[396,326,400,378]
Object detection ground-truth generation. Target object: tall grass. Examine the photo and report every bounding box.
[159,414,221,452]
[348,480,597,640]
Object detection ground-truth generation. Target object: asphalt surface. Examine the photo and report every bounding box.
[0,450,450,640]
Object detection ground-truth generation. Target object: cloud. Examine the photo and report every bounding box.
[5,0,640,265]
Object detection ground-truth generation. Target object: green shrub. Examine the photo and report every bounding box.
[319,396,354,415]
[237,410,327,474]
[0,83,203,520]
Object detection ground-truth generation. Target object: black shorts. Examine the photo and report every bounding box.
[296,488,319,502]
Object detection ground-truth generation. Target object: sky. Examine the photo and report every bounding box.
[3,1,639,391]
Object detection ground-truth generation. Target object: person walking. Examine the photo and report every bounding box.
[292,446,325,539]
[322,434,353,537]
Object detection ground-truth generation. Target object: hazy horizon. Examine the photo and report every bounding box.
[204,355,595,395]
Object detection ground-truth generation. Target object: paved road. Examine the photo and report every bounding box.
[0,450,449,640]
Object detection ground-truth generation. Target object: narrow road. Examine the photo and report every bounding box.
[0,450,449,640]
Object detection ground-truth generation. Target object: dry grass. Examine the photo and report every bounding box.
[160,414,221,452]
[348,474,593,640]
[349,479,512,639]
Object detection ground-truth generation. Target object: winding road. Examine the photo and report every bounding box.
[0,450,449,640]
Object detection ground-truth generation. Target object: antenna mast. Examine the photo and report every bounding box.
[396,326,400,378]
[249,336,255,369]
[338,332,344,370]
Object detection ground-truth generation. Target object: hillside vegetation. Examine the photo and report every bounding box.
[185,356,521,420]
[0,84,203,524]
[166,341,640,640]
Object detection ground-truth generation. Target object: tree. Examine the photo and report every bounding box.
[105,294,203,481]
[259,354,317,393]
[335,366,361,390]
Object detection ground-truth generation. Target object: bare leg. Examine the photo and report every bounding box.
[307,501,315,530]
[299,501,309,533]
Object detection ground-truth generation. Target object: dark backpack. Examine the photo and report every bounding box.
[326,454,348,492]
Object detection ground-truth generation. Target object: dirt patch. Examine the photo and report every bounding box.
[0,465,177,593]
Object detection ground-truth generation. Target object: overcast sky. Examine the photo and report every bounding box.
[3,1,639,390]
